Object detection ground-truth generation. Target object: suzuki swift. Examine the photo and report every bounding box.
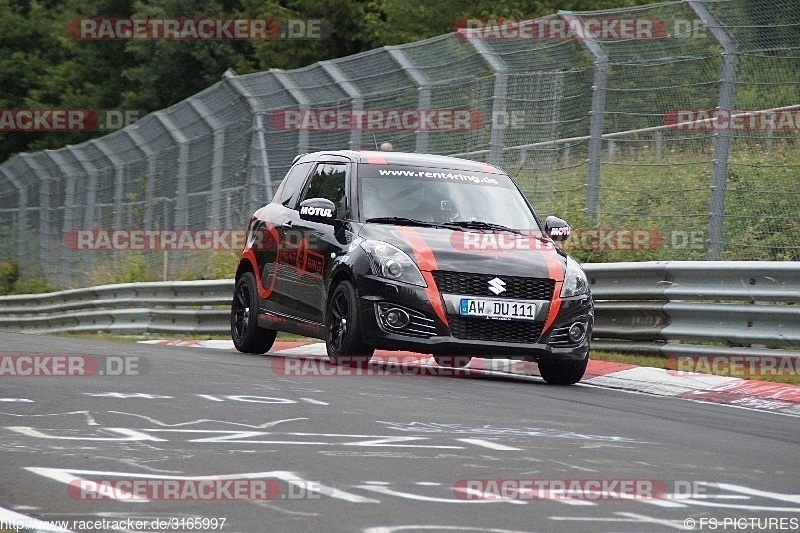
[231,151,593,384]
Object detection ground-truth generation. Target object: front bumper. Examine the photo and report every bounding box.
[355,274,593,362]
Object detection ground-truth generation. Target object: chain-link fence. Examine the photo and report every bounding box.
[1,0,798,289]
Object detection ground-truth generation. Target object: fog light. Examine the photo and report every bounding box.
[383,308,411,329]
[568,322,586,343]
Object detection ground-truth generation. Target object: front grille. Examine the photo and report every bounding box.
[447,316,544,344]
[432,271,554,300]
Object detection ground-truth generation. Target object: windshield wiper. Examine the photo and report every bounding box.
[442,220,526,235]
[365,217,451,229]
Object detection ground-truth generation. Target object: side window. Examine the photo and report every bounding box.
[273,162,312,208]
[299,163,347,219]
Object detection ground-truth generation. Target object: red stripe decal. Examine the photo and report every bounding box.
[542,255,565,334]
[394,226,449,327]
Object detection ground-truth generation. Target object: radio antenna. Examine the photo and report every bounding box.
[372,133,379,150]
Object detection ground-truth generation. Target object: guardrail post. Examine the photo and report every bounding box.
[466,38,507,167]
[320,61,363,151]
[560,12,608,223]
[688,1,737,261]
[387,46,431,154]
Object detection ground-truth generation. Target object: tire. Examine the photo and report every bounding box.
[538,357,588,385]
[326,281,373,366]
[433,355,472,368]
[231,272,277,354]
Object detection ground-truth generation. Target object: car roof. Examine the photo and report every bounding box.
[292,150,505,174]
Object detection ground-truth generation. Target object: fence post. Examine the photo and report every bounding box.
[153,112,189,230]
[561,12,608,223]
[125,128,157,230]
[320,61,363,151]
[71,147,99,284]
[272,70,310,155]
[387,46,431,154]
[45,151,78,287]
[188,98,226,228]
[223,69,273,214]
[19,154,50,275]
[467,38,507,167]
[688,1,736,261]
[0,167,28,271]
[95,140,129,269]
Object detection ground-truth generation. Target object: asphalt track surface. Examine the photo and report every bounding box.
[0,331,798,533]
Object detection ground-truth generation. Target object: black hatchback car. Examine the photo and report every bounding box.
[231,150,593,384]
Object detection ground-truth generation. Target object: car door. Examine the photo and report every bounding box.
[253,161,312,317]
[278,160,352,324]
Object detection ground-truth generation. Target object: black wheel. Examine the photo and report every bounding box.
[538,357,588,385]
[231,272,277,354]
[433,355,472,368]
[326,281,373,366]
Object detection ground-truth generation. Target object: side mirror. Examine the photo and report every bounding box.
[544,216,571,242]
[299,198,337,224]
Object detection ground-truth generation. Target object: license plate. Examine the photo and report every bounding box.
[459,298,538,321]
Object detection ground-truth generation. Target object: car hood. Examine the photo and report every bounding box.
[358,223,566,280]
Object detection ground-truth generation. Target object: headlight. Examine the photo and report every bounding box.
[560,256,589,297]
[360,240,426,287]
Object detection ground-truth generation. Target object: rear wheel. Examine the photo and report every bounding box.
[538,357,588,385]
[231,272,277,354]
[326,281,373,366]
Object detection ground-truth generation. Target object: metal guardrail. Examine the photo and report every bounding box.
[0,280,233,335]
[588,261,800,357]
[0,262,798,357]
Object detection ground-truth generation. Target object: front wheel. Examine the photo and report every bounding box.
[538,357,588,385]
[326,281,373,366]
[231,272,277,354]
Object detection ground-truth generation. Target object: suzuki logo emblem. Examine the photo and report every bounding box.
[488,277,506,295]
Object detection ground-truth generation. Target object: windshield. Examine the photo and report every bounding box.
[358,163,541,233]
